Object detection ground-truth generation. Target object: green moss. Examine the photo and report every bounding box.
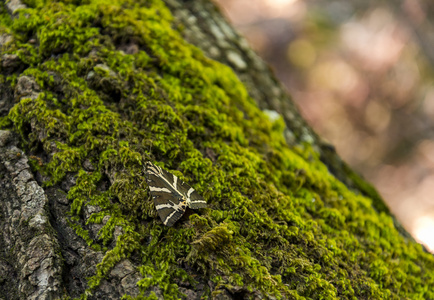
[1,0,434,299]
[0,4,12,32]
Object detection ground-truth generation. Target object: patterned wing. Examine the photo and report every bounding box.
[145,162,187,226]
[176,179,207,209]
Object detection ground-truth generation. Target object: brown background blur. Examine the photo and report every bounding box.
[214,0,434,252]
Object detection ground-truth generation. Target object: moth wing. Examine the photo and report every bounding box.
[145,162,186,226]
[177,179,207,209]
[157,204,184,227]
[188,189,207,209]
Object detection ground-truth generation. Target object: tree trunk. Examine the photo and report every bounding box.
[0,0,433,299]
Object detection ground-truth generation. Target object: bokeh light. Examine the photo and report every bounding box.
[215,0,434,252]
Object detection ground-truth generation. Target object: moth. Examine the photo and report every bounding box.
[145,161,207,226]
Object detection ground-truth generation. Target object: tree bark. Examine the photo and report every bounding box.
[0,0,433,299]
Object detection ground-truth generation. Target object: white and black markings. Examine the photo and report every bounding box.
[145,161,207,226]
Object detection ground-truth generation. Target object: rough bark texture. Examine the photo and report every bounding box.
[0,0,434,299]
[0,129,63,299]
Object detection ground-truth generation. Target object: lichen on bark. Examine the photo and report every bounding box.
[0,0,434,299]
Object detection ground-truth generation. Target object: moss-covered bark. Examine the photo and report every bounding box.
[0,0,433,299]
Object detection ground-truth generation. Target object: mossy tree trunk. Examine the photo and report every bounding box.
[0,0,433,299]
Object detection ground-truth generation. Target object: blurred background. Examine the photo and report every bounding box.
[213,0,434,252]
